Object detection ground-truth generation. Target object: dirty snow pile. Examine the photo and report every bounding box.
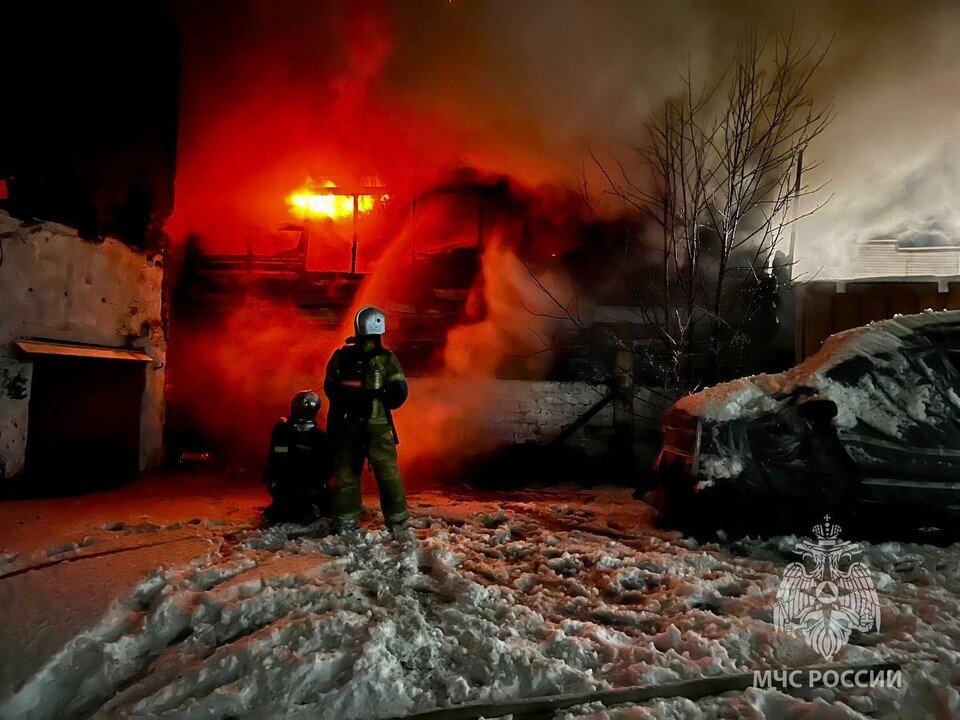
[2,503,959,720]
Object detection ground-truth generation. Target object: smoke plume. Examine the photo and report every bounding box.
[165,0,960,473]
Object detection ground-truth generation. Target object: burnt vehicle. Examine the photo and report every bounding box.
[656,310,960,537]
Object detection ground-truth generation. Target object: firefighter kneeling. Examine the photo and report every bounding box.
[324,305,410,538]
[262,390,335,524]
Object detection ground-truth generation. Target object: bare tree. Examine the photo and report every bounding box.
[549,28,834,396]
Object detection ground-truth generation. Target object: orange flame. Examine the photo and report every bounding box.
[286,180,382,221]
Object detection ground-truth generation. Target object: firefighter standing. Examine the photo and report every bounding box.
[324,306,410,535]
[262,390,335,523]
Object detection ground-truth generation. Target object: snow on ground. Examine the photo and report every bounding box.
[1,485,958,720]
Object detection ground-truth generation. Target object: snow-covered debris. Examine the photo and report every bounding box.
[664,310,960,487]
[1,497,958,720]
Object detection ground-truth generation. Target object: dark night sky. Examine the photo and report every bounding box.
[0,1,179,246]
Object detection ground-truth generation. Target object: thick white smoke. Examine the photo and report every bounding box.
[393,0,960,278]
[796,36,960,277]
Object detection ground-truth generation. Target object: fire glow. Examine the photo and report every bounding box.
[286,181,382,221]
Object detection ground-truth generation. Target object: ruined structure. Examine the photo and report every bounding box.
[0,213,165,492]
[0,3,178,494]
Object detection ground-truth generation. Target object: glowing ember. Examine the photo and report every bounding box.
[286,181,381,221]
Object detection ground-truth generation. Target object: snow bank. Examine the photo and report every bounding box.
[2,500,958,720]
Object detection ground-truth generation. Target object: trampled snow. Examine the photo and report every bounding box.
[1,491,957,720]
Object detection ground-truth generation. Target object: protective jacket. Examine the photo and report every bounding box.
[262,419,335,521]
[324,336,408,434]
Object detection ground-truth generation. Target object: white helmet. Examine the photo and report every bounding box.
[354,305,386,336]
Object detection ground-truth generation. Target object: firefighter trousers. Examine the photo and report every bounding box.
[331,421,409,526]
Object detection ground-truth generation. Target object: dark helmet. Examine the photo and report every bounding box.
[290,390,320,421]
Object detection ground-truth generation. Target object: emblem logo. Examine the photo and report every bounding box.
[774,516,880,660]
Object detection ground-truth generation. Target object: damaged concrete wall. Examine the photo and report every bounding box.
[0,362,31,483]
[476,381,666,456]
[0,211,165,482]
[407,379,669,465]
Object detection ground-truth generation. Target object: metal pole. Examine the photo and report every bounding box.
[351,193,359,275]
[787,148,803,276]
[787,102,812,278]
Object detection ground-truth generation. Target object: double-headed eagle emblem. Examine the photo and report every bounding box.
[774,516,880,660]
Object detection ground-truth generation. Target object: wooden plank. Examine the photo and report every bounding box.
[382,662,901,720]
[803,290,833,357]
[889,292,920,318]
[861,292,889,324]
[14,340,152,362]
[834,294,862,335]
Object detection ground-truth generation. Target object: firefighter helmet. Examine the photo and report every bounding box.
[290,390,321,421]
[354,305,387,336]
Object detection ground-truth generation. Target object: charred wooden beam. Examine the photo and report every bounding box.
[550,386,617,447]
